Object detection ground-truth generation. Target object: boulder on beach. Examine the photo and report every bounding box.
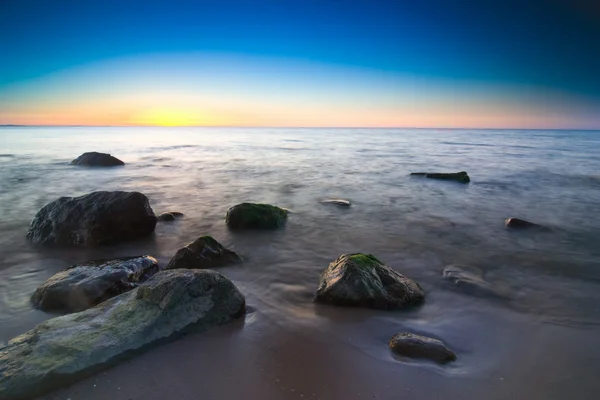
[505,217,539,229]
[443,265,508,300]
[166,236,242,270]
[31,255,159,313]
[157,211,184,222]
[389,332,456,364]
[26,191,157,246]
[410,171,470,183]
[0,269,246,400]
[314,253,424,310]
[71,152,124,167]
[321,199,351,207]
[225,202,288,229]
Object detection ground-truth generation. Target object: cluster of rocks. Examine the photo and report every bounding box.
[0,155,546,398]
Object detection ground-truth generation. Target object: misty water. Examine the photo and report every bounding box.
[1,127,600,399]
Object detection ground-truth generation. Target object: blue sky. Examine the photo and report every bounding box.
[1,0,599,128]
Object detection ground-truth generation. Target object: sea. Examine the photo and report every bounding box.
[1,127,600,400]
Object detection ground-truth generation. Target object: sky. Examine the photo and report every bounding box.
[0,0,599,129]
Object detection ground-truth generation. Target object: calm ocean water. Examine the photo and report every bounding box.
[1,127,600,399]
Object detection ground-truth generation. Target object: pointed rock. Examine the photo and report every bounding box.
[166,236,241,270]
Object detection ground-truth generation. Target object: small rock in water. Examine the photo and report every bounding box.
[166,236,242,270]
[443,265,508,300]
[389,332,457,364]
[31,255,159,313]
[410,171,470,183]
[225,202,288,230]
[321,199,351,207]
[314,253,424,310]
[157,212,184,222]
[71,152,124,167]
[505,217,539,229]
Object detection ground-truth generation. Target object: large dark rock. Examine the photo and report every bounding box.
[166,236,241,270]
[26,191,157,246]
[31,256,159,313]
[443,265,508,300]
[0,269,246,400]
[157,211,184,222]
[71,152,124,167]
[389,332,456,364]
[225,202,288,229]
[314,253,424,310]
[410,171,470,183]
[505,217,539,229]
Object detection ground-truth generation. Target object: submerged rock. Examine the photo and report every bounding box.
[389,332,456,364]
[31,256,159,313]
[443,265,507,300]
[225,202,288,229]
[71,152,124,167]
[410,171,470,183]
[166,236,241,270]
[26,191,157,246]
[505,217,539,229]
[321,199,351,207]
[314,253,424,310]
[0,269,246,399]
[157,212,184,222]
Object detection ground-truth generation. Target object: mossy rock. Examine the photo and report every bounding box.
[225,203,288,230]
[166,236,241,269]
[315,253,424,310]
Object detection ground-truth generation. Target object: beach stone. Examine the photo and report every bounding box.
[321,199,351,207]
[0,269,246,399]
[314,253,424,309]
[443,265,507,300]
[225,202,288,229]
[505,217,539,228]
[166,236,241,270]
[31,256,159,313]
[389,332,456,364]
[410,171,470,183]
[71,151,124,166]
[26,191,157,246]
[157,212,184,222]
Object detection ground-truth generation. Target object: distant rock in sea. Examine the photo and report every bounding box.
[225,202,288,229]
[321,199,351,207]
[389,332,456,364]
[505,217,540,229]
[410,171,470,183]
[31,256,159,313]
[26,191,157,246]
[166,236,241,270]
[157,211,184,222]
[314,253,424,310]
[71,151,125,167]
[0,269,246,400]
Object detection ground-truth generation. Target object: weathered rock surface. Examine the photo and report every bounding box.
[505,217,539,229]
[166,236,241,270]
[31,256,159,313]
[157,212,184,222]
[443,265,507,300]
[410,171,470,183]
[26,191,157,246]
[225,202,288,229]
[71,152,124,167]
[389,332,456,364]
[314,253,424,310]
[321,199,351,207]
[0,269,246,400]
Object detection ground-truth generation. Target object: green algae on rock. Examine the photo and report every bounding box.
[0,269,246,400]
[225,202,288,229]
[166,235,241,270]
[314,253,424,310]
